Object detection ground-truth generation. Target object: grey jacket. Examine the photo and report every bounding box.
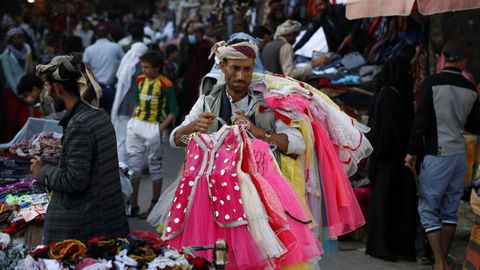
[408,67,479,156]
[40,102,129,243]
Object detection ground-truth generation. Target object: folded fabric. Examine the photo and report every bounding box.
[331,75,362,86]
[147,250,190,270]
[0,233,10,250]
[341,51,366,70]
[19,205,47,223]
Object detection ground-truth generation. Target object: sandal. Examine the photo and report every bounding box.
[137,200,158,219]
[416,256,431,265]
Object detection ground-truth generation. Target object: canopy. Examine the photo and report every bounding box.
[346,0,480,19]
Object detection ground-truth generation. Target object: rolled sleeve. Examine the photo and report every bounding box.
[275,120,305,155]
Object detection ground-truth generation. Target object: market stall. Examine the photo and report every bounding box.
[0,118,62,248]
[1,231,227,269]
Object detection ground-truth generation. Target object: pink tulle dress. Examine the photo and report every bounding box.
[162,126,267,269]
[245,135,323,265]
[162,124,323,269]
[264,93,365,237]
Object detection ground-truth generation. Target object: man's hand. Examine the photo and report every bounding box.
[312,55,330,68]
[404,154,416,172]
[30,156,45,177]
[337,34,354,53]
[196,112,217,133]
[233,111,262,137]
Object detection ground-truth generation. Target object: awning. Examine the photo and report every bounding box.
[346,0,480,19]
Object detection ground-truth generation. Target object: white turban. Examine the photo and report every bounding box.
[274,20,302,38]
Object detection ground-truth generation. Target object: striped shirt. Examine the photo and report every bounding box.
[135,74,179,123]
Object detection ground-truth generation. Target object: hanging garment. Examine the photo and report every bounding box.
[263,91,366,237]
[246,136,323,265]
[162,125,284,269]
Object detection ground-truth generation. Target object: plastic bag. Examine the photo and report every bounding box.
[119,163,133,202]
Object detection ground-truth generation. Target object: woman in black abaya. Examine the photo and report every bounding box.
[366,56,418,261]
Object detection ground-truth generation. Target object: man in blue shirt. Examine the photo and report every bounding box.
[83,26,124,115]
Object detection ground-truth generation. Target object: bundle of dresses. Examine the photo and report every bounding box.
[250,73,371,241]
[149,73,372,269]
[149,124,322,269]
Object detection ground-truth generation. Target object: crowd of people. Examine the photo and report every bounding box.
[0,1,479,270]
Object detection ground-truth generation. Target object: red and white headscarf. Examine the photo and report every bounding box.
[209,40,258,61]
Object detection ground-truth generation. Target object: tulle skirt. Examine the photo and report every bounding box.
[251,140,323,265]
[311,121,365,237]
[166,175,268,270]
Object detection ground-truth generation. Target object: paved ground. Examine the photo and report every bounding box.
[129,140,472,269]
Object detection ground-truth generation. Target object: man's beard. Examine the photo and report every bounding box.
[48,94,66,112]
[229,80,249,93]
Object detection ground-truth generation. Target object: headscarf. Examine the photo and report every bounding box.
[6,27,30,64]
[201,33,264,93]
[6,27,23,42]
[209,40,258,61]
[36,54,102,109]
[274,20,302,38]
[111,42,148,121]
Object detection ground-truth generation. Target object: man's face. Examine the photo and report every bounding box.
[285,32,300,45]
[46,81,66,112]
[314,0,329,14]
[11,34,24,49]
[141,61,161,80]
[22,87,41,105]
[221,58,255,94]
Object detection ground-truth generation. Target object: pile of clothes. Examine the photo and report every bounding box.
[0,132,59,247]
[0,180,48,246]
[10,132,62,161]
[8,232,217,270]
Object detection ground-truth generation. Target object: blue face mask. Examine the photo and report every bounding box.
[188,34,197,44]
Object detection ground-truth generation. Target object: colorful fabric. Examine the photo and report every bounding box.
[465,224,480,270]
[160,125,322,268]
[162,126,248,240]
[262,88,366,237]
[249,137,323,264]
[135,75,179,123]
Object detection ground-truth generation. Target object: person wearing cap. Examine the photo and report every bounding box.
[30,54,129,243]
[261,20,329,80]
[171,39,305,158]
[0,27,33,142]
[404,39,479,270]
